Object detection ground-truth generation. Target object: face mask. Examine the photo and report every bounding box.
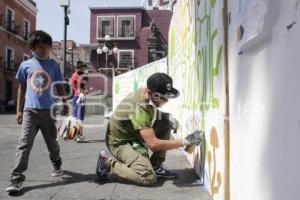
[32,51,49,61]
[149,98,159,108]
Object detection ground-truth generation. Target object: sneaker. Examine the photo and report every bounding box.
[96,150,111,180]
[154,166,177,179]
[51,164,63,177]
[5,179,23,193]
[75,135,89,143]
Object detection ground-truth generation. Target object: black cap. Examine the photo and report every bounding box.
[147,73,179,98]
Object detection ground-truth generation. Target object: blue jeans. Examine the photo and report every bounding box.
[72,96,85,121]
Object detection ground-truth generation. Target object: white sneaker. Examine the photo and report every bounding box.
[51,168,64,177]
[5,181,23,193]
[75,135,89,143]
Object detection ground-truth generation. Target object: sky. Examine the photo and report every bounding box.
[34,0,144,44]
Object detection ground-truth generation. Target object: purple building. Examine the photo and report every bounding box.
[85,0,172,73]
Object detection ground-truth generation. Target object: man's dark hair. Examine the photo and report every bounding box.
[29,30,53,49]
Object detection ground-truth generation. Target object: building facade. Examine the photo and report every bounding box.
[0,0,37,111]
[87,0,172,74]
[51,40,90,78]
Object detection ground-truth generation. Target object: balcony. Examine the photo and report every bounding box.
[23,30,29,41]
[117,31,136,40]
[4,60,18,72]
[5,21,20,35]
[97,15,137,41]
[97,31,138,41]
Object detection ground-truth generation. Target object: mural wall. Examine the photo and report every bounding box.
[168,0,227,199]
[113,58,168,109]
[169,0,300,200]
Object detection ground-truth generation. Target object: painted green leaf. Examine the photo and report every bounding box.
[213,67,219,76]
[198,50,203,61]
[216,45,223,66]
[211,29,218,41]
[212,97,220,109]
[213,45,223,77]
[197,15,209,24]
[211,0,217,8]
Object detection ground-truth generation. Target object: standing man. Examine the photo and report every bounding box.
[6,30,69,193]
[97,73,203,186]
[70,61,89,143]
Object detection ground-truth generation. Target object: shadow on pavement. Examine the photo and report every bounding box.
[154,168,202,188]
[8,170,98,196]
[87,139,106,143]
[8,168,201,196]
[99,168,202,188]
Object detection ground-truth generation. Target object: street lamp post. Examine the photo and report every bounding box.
[67,47,74,68]
[59,0,70,77]
[96,35,118,114]
[97,35,119,76]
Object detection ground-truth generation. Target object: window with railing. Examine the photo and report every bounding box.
[118,50,134,68]
[0,14,4,27]
[97,16,115,39]
[5,60,16,71]
[5,48,15,71]
[4,7,20,35]
[6,7,14,32]
[117,16,135,38]
[24,19,30,40]
[6,21,21,34]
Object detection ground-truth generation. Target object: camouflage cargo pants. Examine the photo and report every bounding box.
[106,112,171,186]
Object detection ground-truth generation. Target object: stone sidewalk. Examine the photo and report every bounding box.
[0,114,212,200]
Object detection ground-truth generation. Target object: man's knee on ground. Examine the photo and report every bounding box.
[137,168,157,186]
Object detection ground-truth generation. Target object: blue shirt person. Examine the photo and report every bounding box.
[6,30,69,194]
[16,58,64,109]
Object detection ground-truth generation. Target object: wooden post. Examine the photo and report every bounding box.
[223,0,230,200]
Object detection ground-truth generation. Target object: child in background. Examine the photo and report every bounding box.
[70,61,89,143]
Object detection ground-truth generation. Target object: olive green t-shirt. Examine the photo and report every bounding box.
[108,88,157,146]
